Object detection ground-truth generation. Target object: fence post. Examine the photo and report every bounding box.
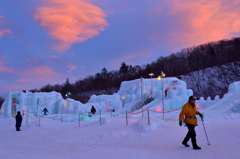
[26,113,28,125]
[126,111,128,125]
[61,113,63,123]
[39,116,40,127]
[79,113,80,127]
[147,109,150,125]
[100,111,101,125]
[36,98,39,117]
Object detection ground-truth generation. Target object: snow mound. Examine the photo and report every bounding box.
[87,117,113,126]
[26,116,40,128]
[131,117,168,132]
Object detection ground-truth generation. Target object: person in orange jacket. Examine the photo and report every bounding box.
[179,96,203,150]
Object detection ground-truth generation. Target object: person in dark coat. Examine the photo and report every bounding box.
[91,106,96,114]
[15,111,22,131]
[179,96,203,150]
[42,107,49,115]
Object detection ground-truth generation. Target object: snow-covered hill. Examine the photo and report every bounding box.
[181,61,240,99]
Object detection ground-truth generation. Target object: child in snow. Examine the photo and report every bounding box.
[42,107,49,115]
[91,106,96,114]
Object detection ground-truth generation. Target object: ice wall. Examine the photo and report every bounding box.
[88,93,122,110]
[2,91,64,117]
[196,81,240,113]
[117,77,193,112]
[2,77,196,117]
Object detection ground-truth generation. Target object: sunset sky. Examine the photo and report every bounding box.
[1,0,240,97]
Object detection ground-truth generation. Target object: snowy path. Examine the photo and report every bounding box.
[0,114,240,159]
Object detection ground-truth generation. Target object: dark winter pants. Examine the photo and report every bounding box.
[16,127,21,131]
[183,124,198,147]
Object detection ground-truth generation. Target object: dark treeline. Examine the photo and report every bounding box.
[30,37,240,103]
[0,97,4,109]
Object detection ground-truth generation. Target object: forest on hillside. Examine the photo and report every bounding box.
[29,37,240,103]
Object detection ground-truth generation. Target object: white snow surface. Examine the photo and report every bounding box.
[0,111,240,159]
[1,79,240,158]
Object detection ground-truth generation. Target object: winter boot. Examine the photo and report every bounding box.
[182,141,190,147]
[193,145,201,150]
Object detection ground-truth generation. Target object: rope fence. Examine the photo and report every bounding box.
[22,106,184,128]
[126,106,183,125]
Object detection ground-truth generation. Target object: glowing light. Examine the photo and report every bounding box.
[149,73,154,76]
[13,103,16,106]
[157,76,161,80]
[162,74,166,77]
[121,96,126,99]
[196,104,199,109]
[139,84,142,86]
[157,106,161,112]
[63,102,69,107]
[106,105,111,111]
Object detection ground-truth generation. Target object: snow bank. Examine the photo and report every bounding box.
[131,117,168,132]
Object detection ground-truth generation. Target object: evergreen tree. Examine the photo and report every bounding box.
[101,67,108,78]
[62,78,71,97]
[119,62,129,75]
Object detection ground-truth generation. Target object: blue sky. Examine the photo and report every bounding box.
[1,0,240,97]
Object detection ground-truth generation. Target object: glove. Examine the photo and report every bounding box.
[199,113,203,118]
[179,121,182,126]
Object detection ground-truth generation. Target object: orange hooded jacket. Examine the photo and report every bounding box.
[179,102,199,125]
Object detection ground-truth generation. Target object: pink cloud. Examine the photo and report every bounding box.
[0,29,12,38]
[34,0,108,52]
[15,65,71,87]
[16,79,34,83]
[67,65,77,73]
[165,0,240,46]
[0,15,12,38]
[31,66,58,76]
[0,56,15,73]
[108,50,154,69]
[51,55,58,58]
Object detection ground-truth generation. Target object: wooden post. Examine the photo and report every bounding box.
[147,109,150,125]
[36,98,39,117]
[39,116,40,127]
[99,112,101,125]
[141,77,143,118]
[67,100,68,115]
[79,113,80,127]
[126,112,128,125]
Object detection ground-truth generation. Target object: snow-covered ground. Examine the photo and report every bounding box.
[0,110,240,159]
[1,79,240,158]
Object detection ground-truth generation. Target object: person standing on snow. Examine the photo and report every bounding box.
[42,107,49,115]
[91,106,96,114]
[179,96,203,150]
[15,111,22,131]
